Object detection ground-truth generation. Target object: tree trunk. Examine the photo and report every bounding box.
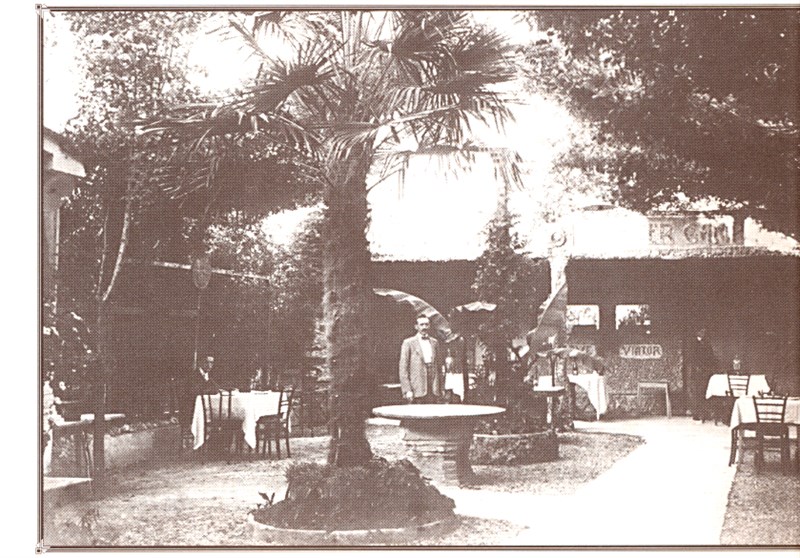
[92,300,110,482]
[324,149,375,467]
[92,163,135,482]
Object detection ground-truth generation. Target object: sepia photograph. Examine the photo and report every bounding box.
[38,4,799,550]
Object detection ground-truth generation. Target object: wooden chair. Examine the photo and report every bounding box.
[637,380,671,419]
[729,395,790,472]
[727,374,751,397]
[711,374,751,425]
[200,390,239,460]
[256,386,294,459]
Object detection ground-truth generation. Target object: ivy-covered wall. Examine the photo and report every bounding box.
[566,256,800,415]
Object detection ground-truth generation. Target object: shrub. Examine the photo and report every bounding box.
[251,459,455,530]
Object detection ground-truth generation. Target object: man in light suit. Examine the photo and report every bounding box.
[399,315,445,403]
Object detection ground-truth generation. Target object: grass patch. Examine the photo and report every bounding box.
[471,431,643,493]
[720,460,800,545]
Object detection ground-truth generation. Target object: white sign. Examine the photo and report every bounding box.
[619,344,663,359]
[648,215,736,247]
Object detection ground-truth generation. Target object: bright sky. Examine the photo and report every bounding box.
[43,10,534,132]
[43,12,79,132]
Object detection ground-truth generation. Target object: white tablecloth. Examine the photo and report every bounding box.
[445,373,471,400]
[705,374,770,399]
[730,396,800,430]
[538,373,608,420]
[191,390,280,450]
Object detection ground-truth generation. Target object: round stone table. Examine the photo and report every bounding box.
[372,404,505,486]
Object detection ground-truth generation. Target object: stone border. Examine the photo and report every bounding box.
[247,512,459,545]
[470,431,559,465]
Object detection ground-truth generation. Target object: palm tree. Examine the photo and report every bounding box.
[140,10,520,466]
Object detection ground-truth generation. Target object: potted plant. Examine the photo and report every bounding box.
[468,212,557,464]
[247,459,458,545]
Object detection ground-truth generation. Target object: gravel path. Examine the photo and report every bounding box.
[44,425,640,548]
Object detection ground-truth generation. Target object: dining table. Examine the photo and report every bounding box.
[538,372,608,420]
[730,396,800,431]
[705,374,770,399]
[729,396,800,464]
[191,390,281,450]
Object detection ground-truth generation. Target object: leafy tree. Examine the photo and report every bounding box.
[52,10,316,474]
[139,10,520,465]
[524,9,799,236]
[204,207,324,384]
[52,10,209,478]
[471,210,547,431]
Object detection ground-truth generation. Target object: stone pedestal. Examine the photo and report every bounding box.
[372,404,505,487]
[401,417,477,486]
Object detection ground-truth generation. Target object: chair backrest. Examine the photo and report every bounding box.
[753,395,787,424]
[200,392,215,424]
[201,390,234,423]
[278,386,294,421]
[217,389,234,420]
[727,374,750,397]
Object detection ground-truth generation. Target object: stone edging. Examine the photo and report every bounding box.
[247,512,459,545]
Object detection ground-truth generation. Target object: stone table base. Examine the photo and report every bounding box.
[401,417,477,486]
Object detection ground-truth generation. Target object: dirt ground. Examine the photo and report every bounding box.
[43,425,641,548]
[720,457,800,545]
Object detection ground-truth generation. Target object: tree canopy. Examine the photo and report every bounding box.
[137,9,520,465]
[525,9,799,236]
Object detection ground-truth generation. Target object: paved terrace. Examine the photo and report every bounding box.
[438,416,735,546]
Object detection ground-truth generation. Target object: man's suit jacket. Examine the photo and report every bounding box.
[399,335,444,398]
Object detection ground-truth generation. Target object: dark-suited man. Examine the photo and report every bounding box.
[399,315,445,403]
[684,329,718,421]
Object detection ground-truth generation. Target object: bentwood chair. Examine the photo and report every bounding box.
[256,386,294,459]
[727,375,751,397]
[729,395,790,472]
[713,374,752,424]
[200,389,239,460]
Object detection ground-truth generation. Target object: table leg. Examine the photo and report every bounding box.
[401,418,477,486]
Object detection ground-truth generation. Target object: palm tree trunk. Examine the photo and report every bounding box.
[324,149,375,466]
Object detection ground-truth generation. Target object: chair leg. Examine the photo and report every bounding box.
[275,431,281,459]
[729,427,738,466]
[664,387,671,419]
[285,429,291,458]
[782,435,790,473]
[636,384,642,414]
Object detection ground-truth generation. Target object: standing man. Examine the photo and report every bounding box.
[399,315,444,403]
[683,328,718,421]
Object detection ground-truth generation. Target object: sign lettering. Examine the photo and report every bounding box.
[619,344,663,359]
[649,216,736,248]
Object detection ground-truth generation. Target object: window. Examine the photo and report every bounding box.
[615,304,651,330]
[567,304,600,330]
